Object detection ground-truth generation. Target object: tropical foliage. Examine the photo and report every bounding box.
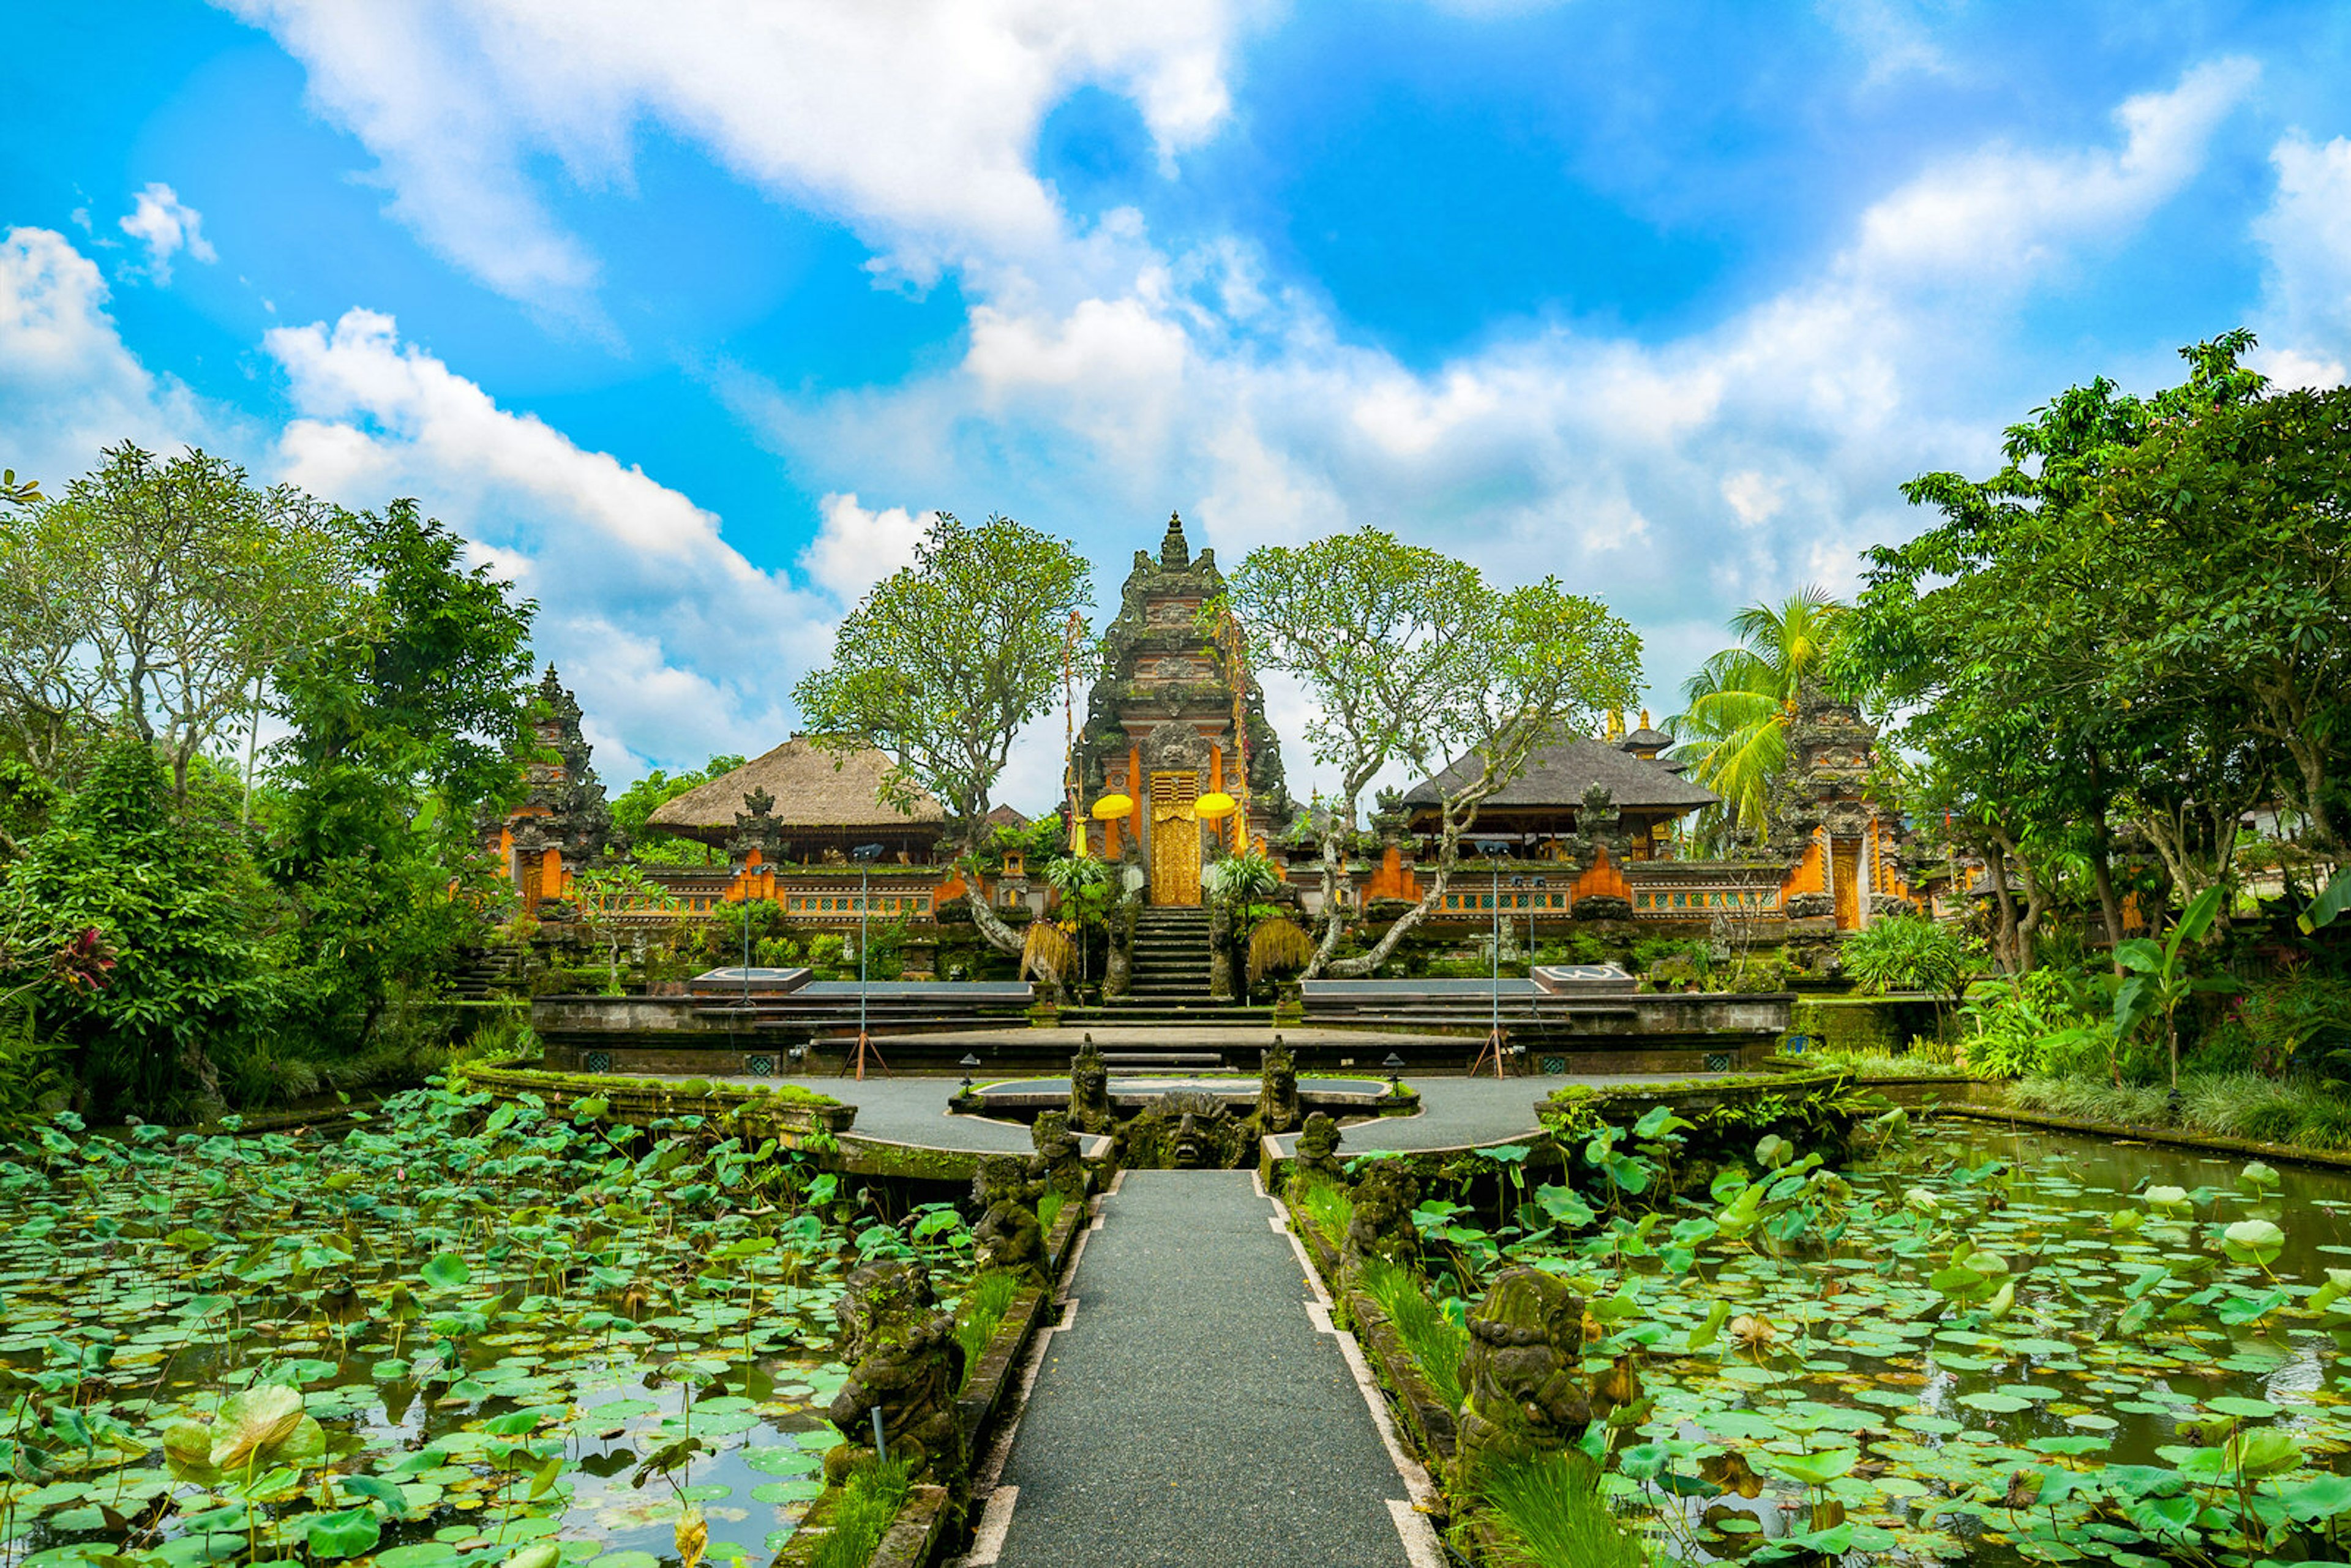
[1667,586,1844,842]
[0,450,539,1124]
[1841,332,2351,971]
[610,755,747,866]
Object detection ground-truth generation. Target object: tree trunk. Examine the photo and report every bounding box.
[956,850,1026,958]
[1327,795,1479,978]
[2088,817,2126,977]
[1299,825,1349,980]
[1990,827,2045,974]
[1983,837,2022,975]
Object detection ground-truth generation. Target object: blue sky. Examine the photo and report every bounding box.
[5,1,2350,809]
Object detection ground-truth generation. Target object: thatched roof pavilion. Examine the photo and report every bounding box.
[645,738,947,859]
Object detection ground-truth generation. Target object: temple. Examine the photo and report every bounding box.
[1071,512,1292,904]
[486,518,1921,950]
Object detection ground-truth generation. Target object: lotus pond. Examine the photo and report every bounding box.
[1345,1114,2351,1566]
[0,1082,984,1568]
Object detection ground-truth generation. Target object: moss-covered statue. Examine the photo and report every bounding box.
[825,1260,967,1509]
[1117,1088,1248,1169]
[1343,1158,1421,1281]
[970,1155,1048,1287]
[1453,1267,1638,1498]
[1068,1037,1112,1133]
[1293,1111,1345,1184]
[1029,1110,1087,1198]
[1255,1038,1300,1134]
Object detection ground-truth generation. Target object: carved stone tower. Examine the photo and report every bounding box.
[500,665,620,903]
[1076,514,1292,904]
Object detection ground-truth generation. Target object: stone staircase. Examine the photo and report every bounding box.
[1120,906,1217,1007]
[448,945,525,1000]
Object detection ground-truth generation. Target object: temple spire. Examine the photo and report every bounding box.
[1159,510,1190,569]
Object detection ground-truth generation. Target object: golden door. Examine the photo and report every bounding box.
[1149,771,1201,906]
[1831,836,1862,929]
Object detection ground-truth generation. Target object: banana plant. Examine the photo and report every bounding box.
[2111,884,2237,1090]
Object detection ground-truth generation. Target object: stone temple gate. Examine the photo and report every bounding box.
[1073,514,1292,906]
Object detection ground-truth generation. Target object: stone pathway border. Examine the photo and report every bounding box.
[966,1169,1438,1568]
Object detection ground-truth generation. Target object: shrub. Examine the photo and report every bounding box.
[1962,969,2105,1079]
[1630,936,1700,973]
[1248,917,1314,986]
[1644,956,1702,991]
[2237,977,2351,1078]
[1842,915,1973,997]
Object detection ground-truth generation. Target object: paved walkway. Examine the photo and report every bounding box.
[973,1171,1433,1567]
[1281,1070,1723,1155]
[705,1068,1727,1155]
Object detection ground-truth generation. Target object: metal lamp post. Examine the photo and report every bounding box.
[843,843,888,1080]
[1383,1050,1404,1097]
[1470,841,1509,1078]
[960,1051,981,1095]
[730,860,752,1009]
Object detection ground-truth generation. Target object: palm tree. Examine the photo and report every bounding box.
[1669,587,1845,845]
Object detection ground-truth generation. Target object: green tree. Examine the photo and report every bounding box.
[611,754,746,865]
[2091,375,2351,858]
[2,735,285,1119]
[1667,586,1843,841]
[266,501,538,1044]
[793,512,1093,956]
[0,444,358,793]
[1217,531,1641,978]
[1842,336,2297,971]
[1215,529,1487,975]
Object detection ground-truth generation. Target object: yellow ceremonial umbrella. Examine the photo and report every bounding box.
[1194,791,1238,820]
[1092,793,1134,820]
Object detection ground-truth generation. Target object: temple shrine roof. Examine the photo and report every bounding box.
[1401,737,1720,814]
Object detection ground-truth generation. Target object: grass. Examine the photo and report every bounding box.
[811,1457,913,1568]
[1475,1450,1650,1567]
[1354,1254,1468,1412]
[1791,1047,1973,1081]
[953,1269,1025,1388]
[1038,1185,1065,1236]
[2008,1071,2351,1150]
[1291,1176,1353,1250]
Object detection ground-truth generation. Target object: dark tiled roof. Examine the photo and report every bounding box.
[1401,738,1720,812]
[1621,726,1673,751]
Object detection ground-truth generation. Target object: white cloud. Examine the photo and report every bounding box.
[742,62,2251,802]
[1817,0,1954,86]
[118,183,219,285]
[1720,470,1785,528]
[0,227,220,485]
[802,494,932,604]
[218,0,1253,302]
[2253,132,2351,380]
[1849,57,2256,293]
[264,307,833,775]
